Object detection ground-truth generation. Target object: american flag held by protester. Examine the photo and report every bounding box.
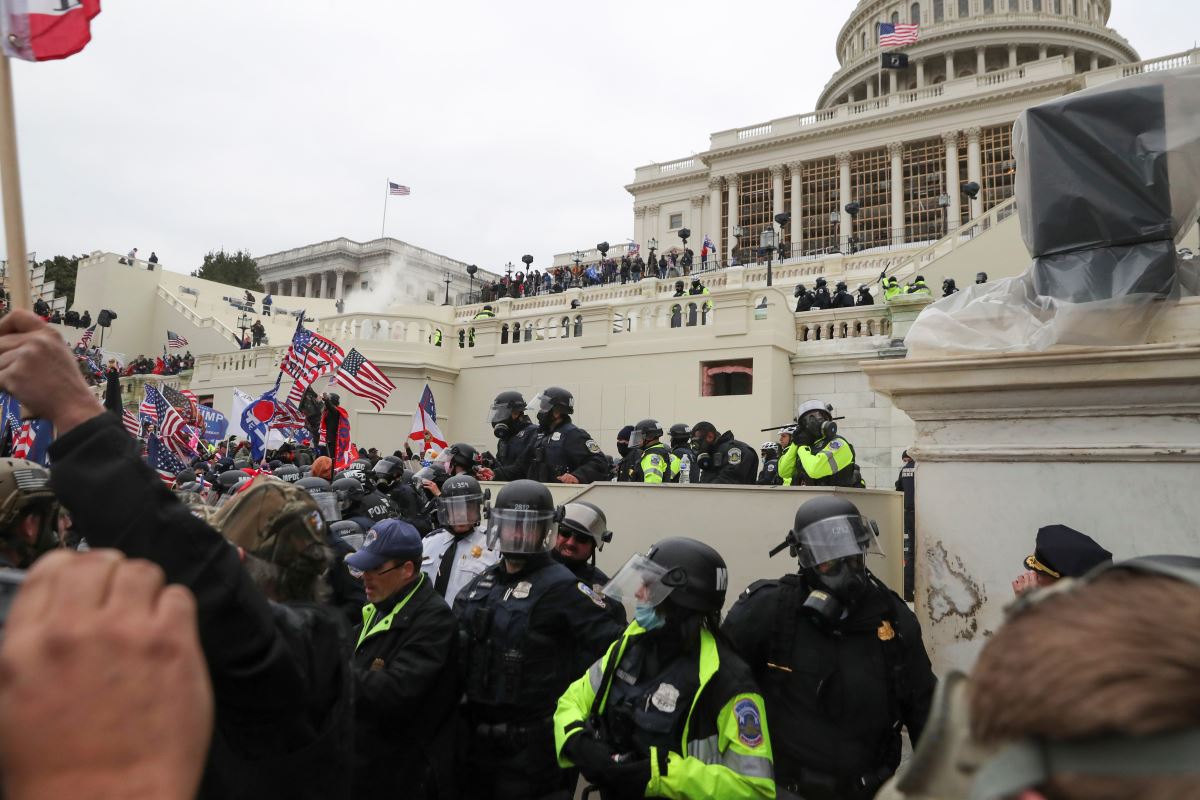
[167,330,189,348]
[329,349,395,411]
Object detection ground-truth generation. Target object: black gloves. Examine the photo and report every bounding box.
[564,733,619,778]
[565,734,653,795]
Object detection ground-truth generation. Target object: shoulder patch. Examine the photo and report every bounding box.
[734,698,764,747]
[727,447,742,466]
[648,454,662,466]
[827,439,843,451]
[585,439,601,454]
[577,581,607,607]
[766,463,776,472]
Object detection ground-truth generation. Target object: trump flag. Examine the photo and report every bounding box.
[0,0,102,62]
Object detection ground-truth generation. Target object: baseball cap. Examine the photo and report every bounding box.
[345,519,423,572]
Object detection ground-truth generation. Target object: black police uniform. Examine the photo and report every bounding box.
[496,416,538,474]
[758,457,781,486]
[722,573,935,800]
[549,549,626,624]
[697,431,759,485]
[795,287,816,312]
[895,461,916,600]
[48,413,354,800]
[833,288,856,308]
[615,446,641,483]
[388,482,434,535]
[326,531,367,626]
[813,285,832,309]
[856,289,875,306]
[497,418,611,484]
[351,488,398,522]
[454,553,626,799]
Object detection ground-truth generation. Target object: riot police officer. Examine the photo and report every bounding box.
[833,281,856,308]
[495,386,610,484]
[722,497,935,800]
[688,277,713,325]
[489,391,537,476]
[758,441,782,485]
[690,421,758,484]
[550,501,625,623]
[555,537,776,799]
[790,399,864,488]
[855,284,874,306]
[942,277,958,297]
[812,277,832,309]
[671,281,686,328]
[454,480,625,798]
[794,283,815,313]
[421,474,499,605]
[669,423,697,483]
[614,425,638,483]
[625,419,680,483]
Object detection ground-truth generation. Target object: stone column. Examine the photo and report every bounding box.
[866,79,875,99]
[1089,53,1099,70]
[837,152,853,251]
[281,278,292,295]
[707,178,723,254]
[1038,44,1048,59]
[689,195,706,242]
[889,142,906,246]
[317,272,327,299]
[916,58,926,87]
[889,70,898,94]
[304,274,315,298]
[966,126,983,218]
[726,176,740,264]
[945,51,955,79]
[1008,44,1018,68]
[788,161,803,253]
[943,130,961,231]
[334,269,346,302]
[770,165,786,223]
[633,206,647,252]
[976,46,986,75]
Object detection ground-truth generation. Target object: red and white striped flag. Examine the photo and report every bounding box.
[11,421,34,459]
[329,349,395,411]
[878,22,919,47]
[122,409,141,438]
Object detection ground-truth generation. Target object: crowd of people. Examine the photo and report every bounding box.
[0,308,1195,800]
[476,249,704,302]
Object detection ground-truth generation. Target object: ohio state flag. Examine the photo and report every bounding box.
[1,0,101,62]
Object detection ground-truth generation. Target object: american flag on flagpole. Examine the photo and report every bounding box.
[329,349,395,411]
[878,22,919,46]
[77,324,96,348]
[122,409,142,438]
[145,385,191,456]
[388,182,411,196]
[167,330,189,348]
[146,434,187,485]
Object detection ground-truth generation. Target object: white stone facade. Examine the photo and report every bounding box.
[255,237,500,307]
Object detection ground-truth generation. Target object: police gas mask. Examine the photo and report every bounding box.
[493,421,512,439]
[770,510,882,627]
[803,554,869,626]
[489,404,515,439]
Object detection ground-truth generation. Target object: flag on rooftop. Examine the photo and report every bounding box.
[389,182,411,196]
[0,0,101,62]
[167,330,189,348]
[329,349,395,411]
[878,22,919,46]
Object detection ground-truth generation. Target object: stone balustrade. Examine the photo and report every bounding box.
[795,304,894,342]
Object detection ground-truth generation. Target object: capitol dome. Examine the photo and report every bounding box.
[818,0,1139,108]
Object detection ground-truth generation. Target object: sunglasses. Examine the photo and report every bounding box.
[559,530,595,544]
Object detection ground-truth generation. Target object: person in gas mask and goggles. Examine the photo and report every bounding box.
[722,496,936,800]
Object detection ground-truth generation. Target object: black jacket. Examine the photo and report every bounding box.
[351,576,461,797]
[550,549,626,624]
[722,573,935,795]
[697,431,759,485]
[493,417,537,479]
[48,413,353,800]
[495,419,611,484]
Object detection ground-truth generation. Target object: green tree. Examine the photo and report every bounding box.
[192,249,263,291]
[37,254,82,308]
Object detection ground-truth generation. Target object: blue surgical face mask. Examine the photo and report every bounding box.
[635,604,665,631]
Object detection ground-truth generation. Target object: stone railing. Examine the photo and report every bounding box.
[318,313,444,346]
[1088,48,1199,85]
[156,285,243,346]
[794,304,892,342]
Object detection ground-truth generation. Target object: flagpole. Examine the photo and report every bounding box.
[381,178,389,239]
[0,55,32,311]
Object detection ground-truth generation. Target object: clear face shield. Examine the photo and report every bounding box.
[531,392,556,415]
[792,514,882,569]
[601,553,677,609]
[559,503,610,550]
[486,508,554,554]
[629,428,658,449]
[309,491,341,523]
[487,403,514,426]
[438,493,483,528]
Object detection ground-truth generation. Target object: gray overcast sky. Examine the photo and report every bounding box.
[4,0,1195,276]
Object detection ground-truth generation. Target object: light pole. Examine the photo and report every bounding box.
[466,264,478,303]
[759,226,777,287]
[774,213,790,260]
[505,262,514,281]
[237,312,250,347]
[732,226,744,266]
[647,237,657,276]
[442,272,452,305]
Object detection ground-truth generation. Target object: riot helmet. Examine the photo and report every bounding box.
[558,501,612,550]
[674,280,684,292]
[489,390,527,438]
[778,425,796,448]
[274,464,301,483]
[793,283,807,297]
[486,479,556,555]
[412,464,449,498]
[372,455,402,478]
[668,423,691,448]
[295,475,339,522]
[233,458,251,471]
[835,280,847,292]
[815,276,828,288]
[532,386,574,430]
[437,443,481,475]
[0,459,59,566]
[330,476,365,513]
[786,496,882,623]
[174,468,197,486]
[438,474,487,531]
[943,277,957,293]
[975,271,988,284]
[604,537,728,615]
[796,399,835,440]
[329,519,366,552]
[628,419,663,449]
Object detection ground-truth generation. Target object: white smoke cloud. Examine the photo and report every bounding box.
[342,253,407,315]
